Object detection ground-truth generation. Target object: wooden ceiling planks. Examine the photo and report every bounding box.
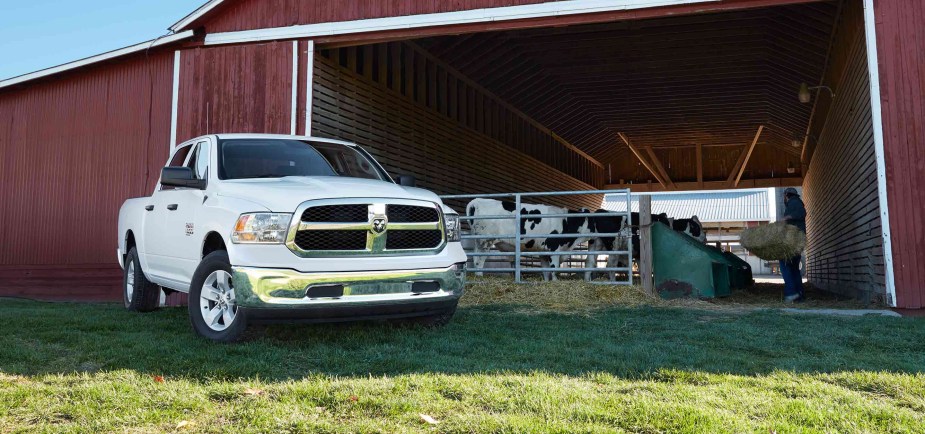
[418,1,840,185]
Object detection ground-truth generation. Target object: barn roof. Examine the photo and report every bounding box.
[0,31,194,90]
[171,0,225,32]
[602,188,776,223]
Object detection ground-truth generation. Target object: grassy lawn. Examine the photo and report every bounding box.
[1,282,924,433]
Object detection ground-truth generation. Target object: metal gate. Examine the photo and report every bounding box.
[440,190,634,285]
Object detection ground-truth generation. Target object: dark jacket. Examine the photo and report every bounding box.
[784,196,807,233]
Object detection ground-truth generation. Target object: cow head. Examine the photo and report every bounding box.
[689,215,703,239]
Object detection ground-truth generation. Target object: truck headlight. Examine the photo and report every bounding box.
[232,213,292,244]
[445,214,461,242]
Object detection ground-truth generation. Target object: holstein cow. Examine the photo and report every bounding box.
[584,212,706,280]
[583,212,668,281]
[671,216,706,243]
[466,198,593,281]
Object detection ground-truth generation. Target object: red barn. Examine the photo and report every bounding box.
[0,0,922,308]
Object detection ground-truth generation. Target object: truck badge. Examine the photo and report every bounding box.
[185,223,194,237]
[372,218,387,234]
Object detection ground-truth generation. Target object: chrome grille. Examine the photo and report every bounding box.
[286,199,446,257]
[294,230,367,251]
[302,205,368,223]
[387,205,439,223]
[386,230,443,250]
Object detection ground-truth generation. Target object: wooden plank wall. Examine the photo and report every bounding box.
[317,43,603,188]
[0,51,176,301]
[803,26,885,302]
[312,54,602,212]
[176,42,295,143]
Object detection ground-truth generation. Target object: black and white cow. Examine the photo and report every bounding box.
[466,198,593,281]
[671,216,706,243]
[584,212,708,280]
[583,211,668,281]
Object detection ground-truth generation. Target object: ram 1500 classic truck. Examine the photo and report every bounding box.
[118,134,466,342]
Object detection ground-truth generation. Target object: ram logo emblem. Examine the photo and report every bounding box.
[372,218,388,234]
[185,223,194,237]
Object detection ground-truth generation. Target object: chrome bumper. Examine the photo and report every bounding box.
[231,264,466,309]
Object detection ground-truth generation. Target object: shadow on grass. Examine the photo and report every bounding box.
[1,298,922,380]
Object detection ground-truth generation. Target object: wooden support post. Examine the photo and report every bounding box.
[727,125,764,187]
[639,195,654,296]
[619,132,669,189]
[696,143,704,188]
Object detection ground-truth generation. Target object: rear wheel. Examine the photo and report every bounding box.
[123,247,161,312]
[188,251,249,342]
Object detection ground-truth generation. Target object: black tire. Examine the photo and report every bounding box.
[188,251,249,343]
[393,305,458,328]
[123,247,161,312]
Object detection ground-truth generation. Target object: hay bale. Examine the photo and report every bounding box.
[740,222,806,260]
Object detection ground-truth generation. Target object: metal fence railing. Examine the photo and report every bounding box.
[440,189,634,285]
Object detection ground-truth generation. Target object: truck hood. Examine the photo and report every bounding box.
[215,176,442,212]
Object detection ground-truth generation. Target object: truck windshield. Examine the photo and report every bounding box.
[217,139,388,181]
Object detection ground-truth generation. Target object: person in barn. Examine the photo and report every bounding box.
[780,188,807,302]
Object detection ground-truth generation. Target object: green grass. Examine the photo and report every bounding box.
[1,284,924,433]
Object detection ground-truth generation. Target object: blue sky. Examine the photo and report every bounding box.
[0,0,203,80]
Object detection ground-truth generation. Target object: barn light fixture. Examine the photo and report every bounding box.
[798,82,835,104]
[791,135,803,148]
[787,162,797,174]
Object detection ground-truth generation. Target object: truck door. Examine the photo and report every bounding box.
[143,140,209,289]
[164,138,213,285]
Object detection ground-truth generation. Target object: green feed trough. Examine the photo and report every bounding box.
[651,222,753,299]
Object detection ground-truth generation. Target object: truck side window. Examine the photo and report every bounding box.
[184,141,210,180]
[160,144,194,191]
[169,144,193,167]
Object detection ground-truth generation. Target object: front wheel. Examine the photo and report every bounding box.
[188,251,249,342]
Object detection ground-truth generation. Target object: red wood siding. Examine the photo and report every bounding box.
[201,0,559,33]
[0,54,174,264]
[873,0,925,309]
[0,51,175,300]
[193,0,829,46]
[176,42,296,142]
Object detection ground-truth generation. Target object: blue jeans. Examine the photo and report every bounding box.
[779,255,804,298]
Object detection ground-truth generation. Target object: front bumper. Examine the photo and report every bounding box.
[231,264,466,321]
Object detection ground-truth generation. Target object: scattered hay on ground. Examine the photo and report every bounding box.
[462,276,880,312]
[462,276,655,311]
[740,222,806,260]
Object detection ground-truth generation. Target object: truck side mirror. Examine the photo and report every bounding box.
[397,175,416,187]
[161,167,206,190]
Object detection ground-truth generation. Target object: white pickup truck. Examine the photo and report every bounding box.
[118,134,466,342]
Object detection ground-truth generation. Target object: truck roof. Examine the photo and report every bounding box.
[213,134,358,147]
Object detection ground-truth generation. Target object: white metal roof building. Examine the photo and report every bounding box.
[602,188,782,223]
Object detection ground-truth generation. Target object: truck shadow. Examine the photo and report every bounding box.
[1,299,922,380]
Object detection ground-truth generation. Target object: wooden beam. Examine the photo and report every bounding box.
[726,125,763,187]
[639,195,654,296]
[644,146,675,189]
[696,143,704,188]
[619,132,668,189]
[607,177,802,192]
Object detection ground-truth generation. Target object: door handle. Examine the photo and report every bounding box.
[167,204,179,211]
[144,205,154,211]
